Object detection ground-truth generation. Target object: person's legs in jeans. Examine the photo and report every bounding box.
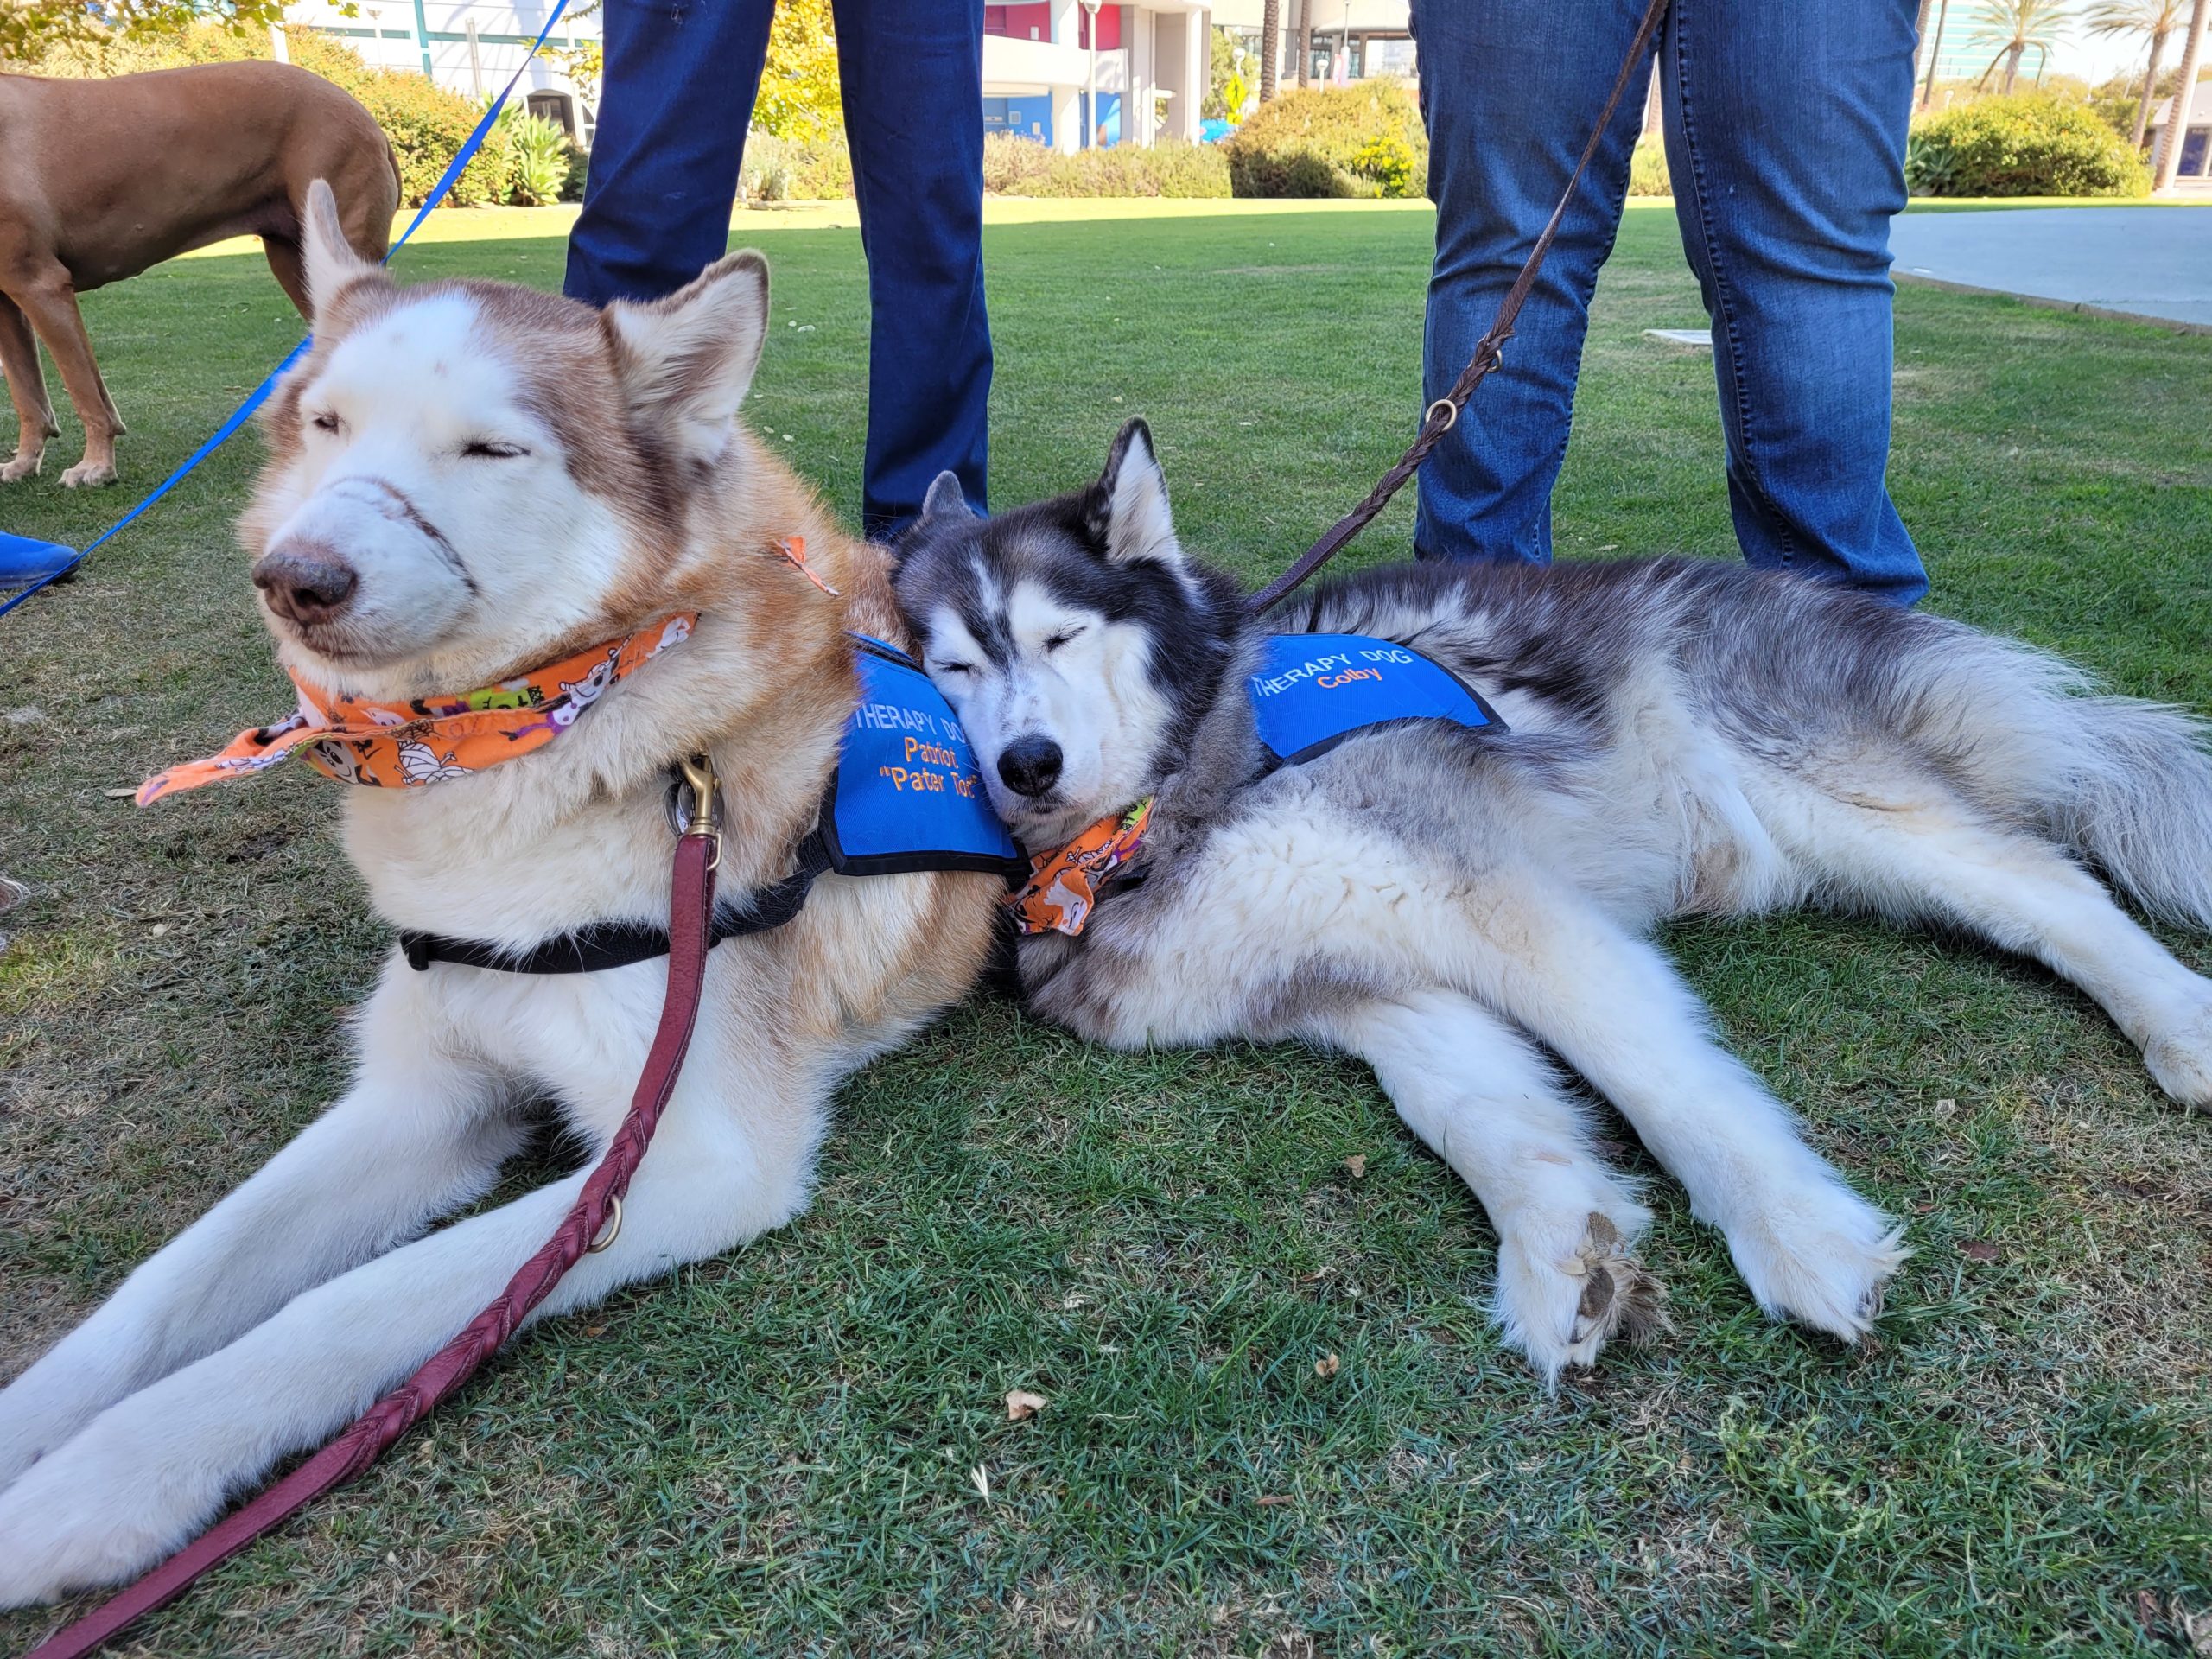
[832,0,992,539]
[1411,0,1649,566]
[1662,0,1926,603]
[564,0,775,305]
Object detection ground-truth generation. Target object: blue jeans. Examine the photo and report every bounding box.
[1410,0,1928,605]
[566,0,993,540]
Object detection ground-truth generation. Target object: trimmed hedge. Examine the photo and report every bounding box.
[982,133,1230,198]
[1223,83,1427,199]
[739,130,855,201]
[282,30,512,208]
[1905,94,2150,198]
[17,21,530,210]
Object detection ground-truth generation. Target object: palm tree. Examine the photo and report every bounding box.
[2152,0,2209,189]
[1968,0,2073,92]
[2086,0,2186,146]
[1921,0,1955,106]
[1259,0,1280,100]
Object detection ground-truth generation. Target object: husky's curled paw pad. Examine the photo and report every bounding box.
[1569,1211,1669,1349]
[2142,1017,2212,1111]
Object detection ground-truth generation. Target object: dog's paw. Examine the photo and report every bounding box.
[2140,995,2212,1111]
[1725,1176,1907,1344]
[59,458,117,489]
[0,451,41,484]
[0,1367,99,1493]
[1495,1201,1665,1385]
[0,1415,189,1607]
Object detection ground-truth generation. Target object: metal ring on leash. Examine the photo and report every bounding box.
[587,1193,622,1254]
[1424,397,1461,434]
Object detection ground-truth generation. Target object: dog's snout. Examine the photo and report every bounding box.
[997,734,1065,798]
[252,543,359,626]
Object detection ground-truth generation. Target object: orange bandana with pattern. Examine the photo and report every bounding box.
[1007,798,1153,937]
[137,613,697,807]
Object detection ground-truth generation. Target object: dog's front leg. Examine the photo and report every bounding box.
[0,1052,818,1605]
[0,968,524,1491]
[1306,988,1662,1384]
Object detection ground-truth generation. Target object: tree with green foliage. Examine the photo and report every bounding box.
[1969,0,2074,93]
[0,0,276,64]
[2085,0,2186,146]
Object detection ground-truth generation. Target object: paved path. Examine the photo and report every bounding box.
[1889,207,2212,329]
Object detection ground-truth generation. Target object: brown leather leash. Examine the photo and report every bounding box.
[25,756,728,1659]
[1247,0,1673,615]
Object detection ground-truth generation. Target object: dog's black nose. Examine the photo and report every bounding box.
[252,543,359,626]
[997,734,1064,798]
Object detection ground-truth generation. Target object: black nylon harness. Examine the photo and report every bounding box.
[397,832,830,975]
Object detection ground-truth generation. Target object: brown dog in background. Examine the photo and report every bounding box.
[0,60,398,486]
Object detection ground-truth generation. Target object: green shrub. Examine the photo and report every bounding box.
[740,130,854,201]
[283,31,511,208]
[1223,83,1427,199]
[1905,93,2150,198]
[1628,137,1671,196]
[504,111,570,205]
[981,133,1230,198]
[562,142,592,203]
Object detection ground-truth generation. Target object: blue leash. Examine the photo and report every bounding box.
[0,0,573,621]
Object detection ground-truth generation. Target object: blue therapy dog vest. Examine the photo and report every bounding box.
[824,636,1022,875]
[1247,632,1506,766]
[824,631,1503,875]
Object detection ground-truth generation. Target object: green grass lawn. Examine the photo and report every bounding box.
[3,199,2209,1657]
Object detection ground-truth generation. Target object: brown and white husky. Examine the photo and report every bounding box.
[0,185,999,1603]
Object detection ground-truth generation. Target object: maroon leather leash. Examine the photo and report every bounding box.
[25,758,727,1659]
[1247,0,1673,615]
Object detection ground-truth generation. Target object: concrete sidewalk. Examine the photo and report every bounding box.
[1889,206,2212,330]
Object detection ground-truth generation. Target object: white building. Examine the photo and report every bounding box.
[275,1,1219,156]
[281,0,600,141]
[1207,0,1415,93]
[983,3,1213,150]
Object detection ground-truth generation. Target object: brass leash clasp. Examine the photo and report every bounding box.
[669,753,724,868]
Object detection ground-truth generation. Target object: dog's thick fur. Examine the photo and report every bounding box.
[0,185,998,1604]
[893,420,2212,1382]
[0,62,398,486]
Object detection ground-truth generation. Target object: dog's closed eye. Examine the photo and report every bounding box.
[309,410,344,435]
[932,660,976,677]
[1044,628,1085,652]
[461,440,530,461]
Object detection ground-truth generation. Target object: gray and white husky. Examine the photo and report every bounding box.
[893,419,2212,1382]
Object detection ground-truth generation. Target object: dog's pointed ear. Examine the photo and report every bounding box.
[301,178,376,321]
[602,251,769,467]
[920,469,975,525]
[1086,418,1181,569]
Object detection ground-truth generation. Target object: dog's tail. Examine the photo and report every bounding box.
[1903,626,2212,927]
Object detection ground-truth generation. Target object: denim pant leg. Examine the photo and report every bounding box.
[1411,0,1649,566]
[1663,0,1928,604]
[563,0,776,305]
[833,0,993,539]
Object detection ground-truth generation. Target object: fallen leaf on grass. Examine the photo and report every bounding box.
[1254,1494,1294,1508]
[104,787,136,799]
[1342,1154,1367,1179]
[1961,1240,2001,1263]
[1314,1352,1339,1379]
[1005,1389,1047,1421]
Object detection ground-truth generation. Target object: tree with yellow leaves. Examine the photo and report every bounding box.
[753,0,842,137]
